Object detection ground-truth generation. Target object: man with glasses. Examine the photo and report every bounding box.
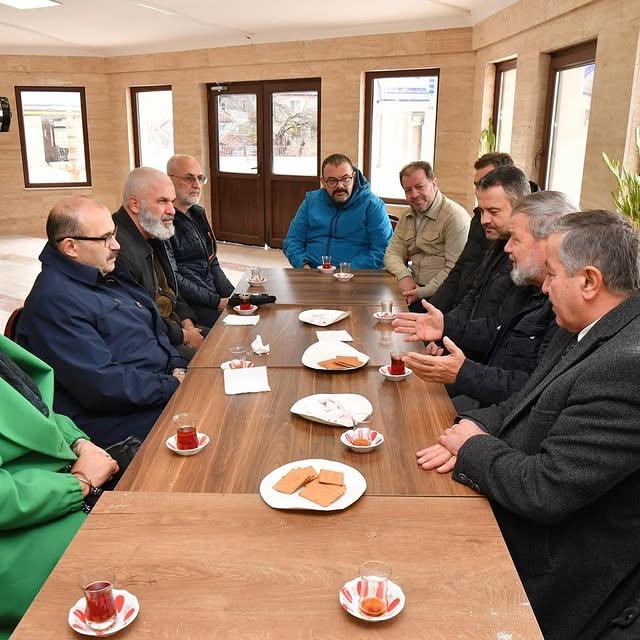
[384,161,470,309]
[113,167,204,361]
[283,153,392,269]
[167,154,234,327]
[16,195,188,448]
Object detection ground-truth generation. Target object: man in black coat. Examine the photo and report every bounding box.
[395,191,576,409]
[167,154,234,327]
[113,167,204,361]
[417,210,640,640]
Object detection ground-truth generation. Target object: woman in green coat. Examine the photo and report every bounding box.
[0,335,118,639]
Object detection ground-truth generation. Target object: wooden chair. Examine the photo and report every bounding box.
[3,307,23,340]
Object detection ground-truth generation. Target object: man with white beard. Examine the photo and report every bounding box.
[113,167,205,361]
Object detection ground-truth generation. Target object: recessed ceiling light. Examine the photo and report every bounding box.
[0,0,61,8]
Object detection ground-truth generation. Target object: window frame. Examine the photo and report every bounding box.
[14,85,92,189]
[363,68,440,204]
[492,58,517,151]
[538,40,597,188]
[130,85,173,168]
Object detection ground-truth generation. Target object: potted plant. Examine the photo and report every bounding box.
[602,126,640,225]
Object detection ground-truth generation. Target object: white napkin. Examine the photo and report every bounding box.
[316,330,353,342]
[223,315,260,326]
[299,396,355,425]
[251,334,270,354]
[223,366,271,395]
[309,310,345,326]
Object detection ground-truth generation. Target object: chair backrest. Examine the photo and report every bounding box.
[4,307,23,340]
[388,214,400,230]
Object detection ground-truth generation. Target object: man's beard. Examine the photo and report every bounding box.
[511,257,545,286]
[139,206,174,240]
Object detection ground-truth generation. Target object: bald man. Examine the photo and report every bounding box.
[16,195,187,448]
[113,167,204,361]
[167,154,234,327]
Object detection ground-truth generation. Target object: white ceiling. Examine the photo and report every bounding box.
[0,0,518,57]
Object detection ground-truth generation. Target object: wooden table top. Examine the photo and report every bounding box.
[117,367,475,496]
[233,267,408,306]
[190,303,425,368]
[11,492,542,640]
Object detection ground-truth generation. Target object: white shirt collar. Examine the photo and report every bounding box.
[577,317,601,342]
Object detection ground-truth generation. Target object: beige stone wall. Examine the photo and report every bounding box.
[0,28,475,235]
[472,0,640,209]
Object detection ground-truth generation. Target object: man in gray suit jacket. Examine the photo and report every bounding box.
[415,210,640,640]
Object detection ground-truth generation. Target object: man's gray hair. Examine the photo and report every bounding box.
[122,166,167,204]
[512,191,578,239]
[552,210,640,294]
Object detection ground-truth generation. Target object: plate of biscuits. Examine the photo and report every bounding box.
[259,458,366,511]
[301,341,369,371]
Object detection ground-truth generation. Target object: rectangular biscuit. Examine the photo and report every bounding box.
[273,466,318,494]
[318,359,351,370]
[318,469,344,486]
[299,478,346,507]
[334,355,361,367]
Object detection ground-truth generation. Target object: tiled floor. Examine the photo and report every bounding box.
[0,236,289,332]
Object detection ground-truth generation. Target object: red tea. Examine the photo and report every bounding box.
[389,355,405,376]
[84,581,116,625]
[239,303,252,310]
[176,425,199,450]
[352,437,371,446]
[359,596,387,617]
[322,263,332,269]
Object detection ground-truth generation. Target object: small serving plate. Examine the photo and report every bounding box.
[333,272,354,281]
[247,277,267,287]
[340,429,384,453]
[165,433,210,456]
[233,304,258,316]
[317,265,336,273]
[373,311,396,324]
[220,360,254,370]
[378,365,413,382]
[68,589,139,637]
[339,577,405,622]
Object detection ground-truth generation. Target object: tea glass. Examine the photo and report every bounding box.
[321,255,332,269]
[250,266,262,281]
[239,293,252,310]
[80,571,117,631]
[229,345,250,369]
[389,350,406,376]
[173,412,199,450]
[358,561,391,617]
[380,300,393,317]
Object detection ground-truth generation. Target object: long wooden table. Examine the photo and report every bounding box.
[11,492,543,639]
[117,367,475,495]
[189,303,426,369]
[233,267,408,306]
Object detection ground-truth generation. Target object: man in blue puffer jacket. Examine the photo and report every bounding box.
[283,153,392,269]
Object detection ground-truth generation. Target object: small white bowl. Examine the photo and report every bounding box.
[247,277,267,287]
[233,304,258,316]
[333,272,354,281]
[339,577,405,622]
[317,265,336,273]
[220,360,254,370]
[340,429,384,453]
[378,364,412,382]
[373,311,396,324]
[166,433,210,456]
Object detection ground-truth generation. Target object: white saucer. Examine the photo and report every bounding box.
[234,304,258,316]
[165,433,210,456]
[247,277,267,286]
[317,265,336,273]
[220,360,254,370]
[373,311,396,324]
[378,365,412,381]
[340,429,384,453]
[339,577,405,622]
[68,589,139,636]
[333,272,354,281]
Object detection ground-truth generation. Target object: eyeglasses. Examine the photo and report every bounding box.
[169,173,208,185]
[323,173,354,188]
[55,226,118,247]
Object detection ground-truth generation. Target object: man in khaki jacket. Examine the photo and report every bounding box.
[384,161,470,309]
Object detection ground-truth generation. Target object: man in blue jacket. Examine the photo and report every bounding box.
[16,195,187,448]
[283,153,392,269]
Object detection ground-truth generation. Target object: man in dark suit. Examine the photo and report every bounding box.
[415,210,640,640]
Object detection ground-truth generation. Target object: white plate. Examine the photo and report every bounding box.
[301,341,369,371]
[220,360,254,370]
[247,277,267,286]
[298,309,350,327]
[333,272,354,281]
[378,365,413,381]
[290,393,372,427]
[373,311,397,324]
[68,589,139,637]
[339,577,405,622]
[259,458,366,511]
[316,265,337,273]
[234,304,258,316]
[340,429,385,453]
[165,433,210,456]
